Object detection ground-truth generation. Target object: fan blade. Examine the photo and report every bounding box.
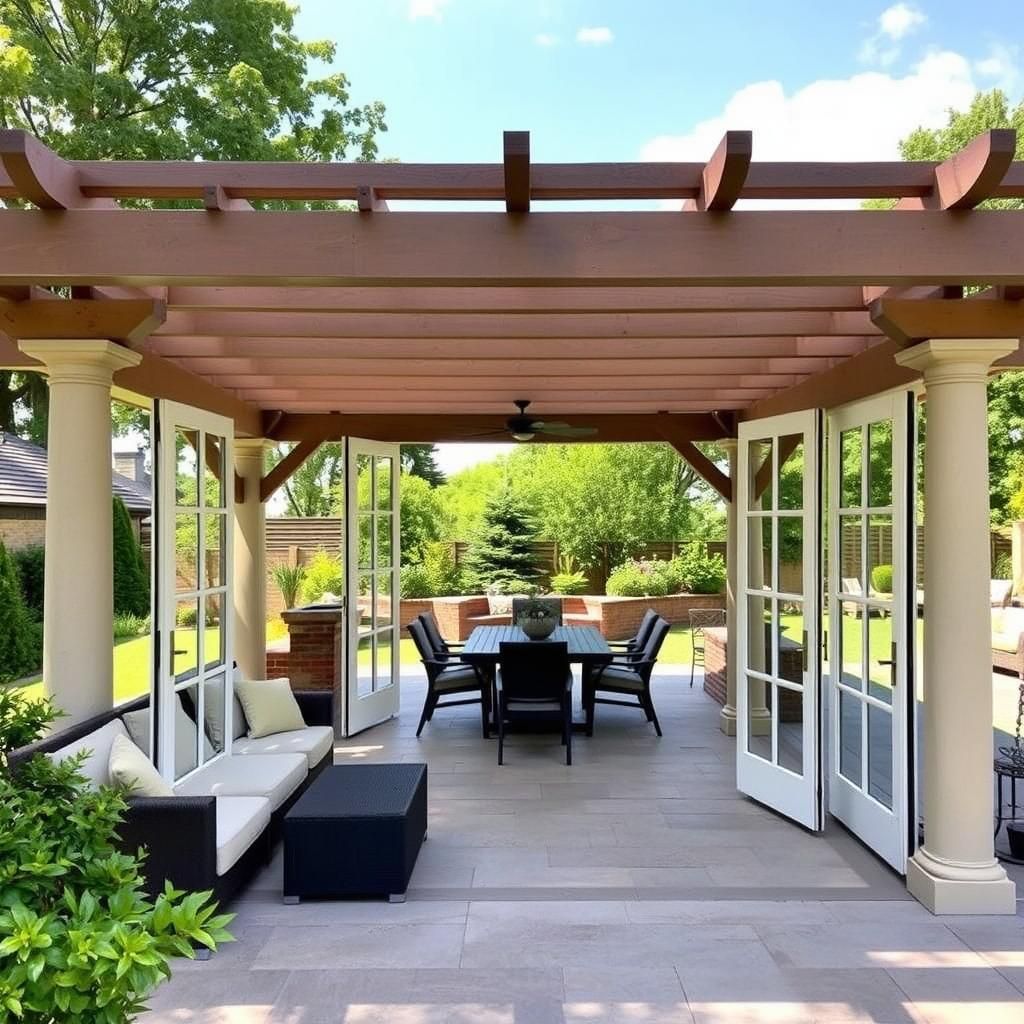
[459,428,511,440]
[536,422,598,437]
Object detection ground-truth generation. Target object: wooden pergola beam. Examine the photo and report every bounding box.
[684,131,752,212]
[504,131,530,213]
[0,130,116,210]
[203,185,254,212]
[870,298,1024,346]
[6,210,1024,286]
[260,437,323,502]
[357,185,388,212]
[0,298,166,344]
[664,438,731,502]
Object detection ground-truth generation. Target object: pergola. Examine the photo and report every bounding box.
[2,126,1022,916]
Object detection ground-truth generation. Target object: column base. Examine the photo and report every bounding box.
[719,705,737,736]
[749,708,771,737]
[906,848,1016,915]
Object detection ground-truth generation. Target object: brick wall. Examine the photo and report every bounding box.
[703,627,728,706]
[0,506,45,551]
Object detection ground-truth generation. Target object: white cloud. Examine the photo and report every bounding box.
[879,3,926,40]
[534,32,558,47]
[408,0,450,20]
[641,50,978,209]
[576,26,613,46]
[975,42,1020,93]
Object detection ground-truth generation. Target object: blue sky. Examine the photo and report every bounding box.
[290,1,1022,475]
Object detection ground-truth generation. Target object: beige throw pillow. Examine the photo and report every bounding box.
[234,678,305,739]
[108,733,174,797]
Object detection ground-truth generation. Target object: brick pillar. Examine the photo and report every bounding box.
[280,605,344,732]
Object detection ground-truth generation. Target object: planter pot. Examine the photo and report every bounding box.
[1007,824,1024,859]
[520,616,557,640]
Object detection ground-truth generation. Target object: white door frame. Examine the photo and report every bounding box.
[736,408,823,830]
[826,390,915,872]
[343,438,401,737]
[154,400,234,781]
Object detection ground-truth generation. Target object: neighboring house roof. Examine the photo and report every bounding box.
[0,432,151,514]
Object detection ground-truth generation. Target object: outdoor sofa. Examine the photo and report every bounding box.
[8,675,334,904]
[992,606,1024,681]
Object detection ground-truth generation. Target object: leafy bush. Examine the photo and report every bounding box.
[678,542,727,595]
[0,689,232,1022]
[113,496,149,617]
[606,560,669,598]
[12,545,44,621]
[300,549,344,605]
[550,554,588,595]
[0,540,36,678]
[994,551,1013,579]
[114,612,150,640]
[175,604,197,628]
[871,563,894,594]
[420,542,464,597]
[400,564,431,599]
[657,556,688,595]
[271,563,307,609]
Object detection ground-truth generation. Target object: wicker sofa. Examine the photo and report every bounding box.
[8,680,333,904]
[992,606,1024,680]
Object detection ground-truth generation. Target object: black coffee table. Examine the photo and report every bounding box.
[283,763,427,903]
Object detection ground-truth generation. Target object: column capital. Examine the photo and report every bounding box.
[235,437,273,457]
[894,338,1018,385]
[18,339,141,386]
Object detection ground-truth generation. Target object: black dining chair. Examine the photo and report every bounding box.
[418,611,463,660]
[407,619,490,739]
[511,597,563,626]
[607,608,659,656]
[584,617,670,737]
[495,641,574,766]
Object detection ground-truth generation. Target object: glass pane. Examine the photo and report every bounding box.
[203,514,224,588]
[376,456,393,511]
[867,515,893,597]
[747,438,772,511]
[839,611,865,692]
[376,515,393,568]
[357,635,373,696]
[747,516,772,592]
[114,630,150,706]
[203,434,225,509]
[867,420,893,508]
[777,434,804,510]
[174,686,201,781]
[204,671,227,755]
[839,515,864,595]
[776,682,804,776]
[204,593,224,670]
[839,688,863,787]
[866,615,894,705]
[173,600,199,680]
[778,517,802,596]
[746,675,772,762]
[840,427,863,508]
[375,628,394,691]
[777,600,804,687]
[175,429,200,506]
[377,572,393,630]
[357,454,373,511]
[746,594,772,675]
[358,573,374,633]
[868,703,894,809]
[359,515,373,569]
[175,513,198,592]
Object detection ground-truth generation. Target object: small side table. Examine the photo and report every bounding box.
[993,757,1024,864]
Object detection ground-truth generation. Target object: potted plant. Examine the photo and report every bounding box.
[517,598,559,640]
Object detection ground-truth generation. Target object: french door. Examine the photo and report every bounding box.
[737,409,822,830]
[827,392,915,872]
[154,401,234,781]
[343,438,401,736]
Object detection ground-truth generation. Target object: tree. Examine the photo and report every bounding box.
[0,0,387,437]
[112,496,148,616]
[463,485,540,592]
[267,442,343,518]
[399,472,447,564]
[0,538,34,676]
[401,444,445,486]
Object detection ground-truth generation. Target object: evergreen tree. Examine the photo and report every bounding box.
[401,444,446,487]
[0,538,34,677]
[112,497,149,616]
[465,486,540,592]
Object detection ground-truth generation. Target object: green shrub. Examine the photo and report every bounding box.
[679,542,727,595]
[401,563,431,599]
[300,548,344,605]
[871,563,894,594]
[12,545,44,621]
[0,540,35,678]
[994,551,1013,579]
[0,689,232,1022]
[114,612,150,640]
[271,563,307,609]
[550,572,588,595]
[176,604,198,627]
[656,556,688,595]
[421,541,464,597]
[113,496,149,617]
[606,560,669,598]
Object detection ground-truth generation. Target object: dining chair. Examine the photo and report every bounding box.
[511,596,563,626]
[407,619,490,738]
[495,640,574,765]
[688,608,727,687]
[608,608,659,656]
[418,610,463,660]
[584,617,670,737]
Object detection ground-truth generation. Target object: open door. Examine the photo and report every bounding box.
[827,392,915,872]
[154,401,234,781]
[343,438,401,736]
[737,409,823,830]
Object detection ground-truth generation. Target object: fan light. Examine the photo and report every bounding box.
[511,431,535,441]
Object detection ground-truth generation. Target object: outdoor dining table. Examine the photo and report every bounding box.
[459,624,613,732]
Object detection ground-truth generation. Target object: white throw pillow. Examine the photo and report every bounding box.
[234,678,305,739]
[108,733,173,797]
[47,718,128,789]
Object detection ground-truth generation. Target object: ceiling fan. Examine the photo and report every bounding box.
[502,400,598,442]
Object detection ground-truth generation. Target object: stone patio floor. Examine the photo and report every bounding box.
[142,668,1024,1023]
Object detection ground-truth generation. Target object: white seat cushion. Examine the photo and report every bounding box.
[48,718,128,788]
[174,753,307,811]
[233,726,334,770]
[216,796,271,876]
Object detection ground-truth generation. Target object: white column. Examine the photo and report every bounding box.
[19,340,142,724]
[721,440,739,736]
[896,338,1018,915]
[233,439,269,679]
